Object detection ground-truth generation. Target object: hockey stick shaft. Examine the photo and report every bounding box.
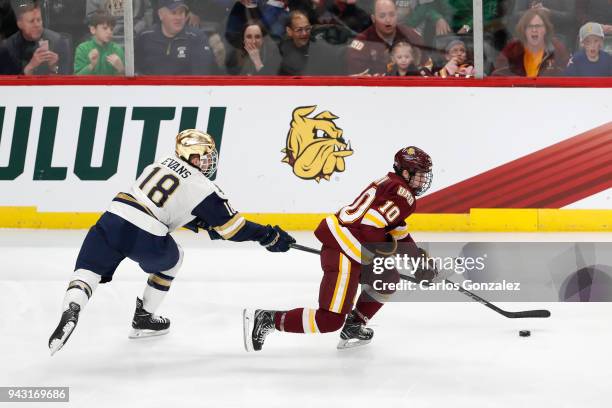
[290,243,551,319]
[290,243,322,255]
[398,273,550,318]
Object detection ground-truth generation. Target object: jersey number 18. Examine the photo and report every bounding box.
[138,167,180,208]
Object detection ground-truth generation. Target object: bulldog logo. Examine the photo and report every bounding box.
[282,106,353,182]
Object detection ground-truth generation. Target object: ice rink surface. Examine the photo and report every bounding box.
[1,230,611,408]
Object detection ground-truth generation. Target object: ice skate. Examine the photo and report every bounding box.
[337,311,374,349]
[243,309,275,352]
[129,297,170,339]
[48,302,81,356]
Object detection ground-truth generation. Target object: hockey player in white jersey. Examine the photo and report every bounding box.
[48,129,295,356]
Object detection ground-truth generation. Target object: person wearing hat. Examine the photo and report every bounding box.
[135,0,218,75]
[565,22,612,76]
[3,0,72,74]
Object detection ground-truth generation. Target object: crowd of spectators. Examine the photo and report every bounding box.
[0,0,611,77]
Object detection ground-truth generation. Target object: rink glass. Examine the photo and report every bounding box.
[1,1,610,78]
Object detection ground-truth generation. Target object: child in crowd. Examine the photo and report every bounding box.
[74,10,125,75]
[565,22,612,77]
[436,39,475,78]
[387,41,422,76]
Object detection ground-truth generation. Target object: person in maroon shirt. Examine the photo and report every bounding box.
[244,146,437,352]
[346,0,426,75]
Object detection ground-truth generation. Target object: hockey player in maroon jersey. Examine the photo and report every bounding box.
[244,146,436,351]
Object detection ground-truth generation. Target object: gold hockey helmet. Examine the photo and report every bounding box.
[175,129,219,178]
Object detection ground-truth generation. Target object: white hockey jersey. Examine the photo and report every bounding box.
[108,155,244,237]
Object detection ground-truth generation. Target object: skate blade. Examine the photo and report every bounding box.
[337,338,372,350]
[128,328,169,339]
[242,309,255,352]
[49,321,76,356]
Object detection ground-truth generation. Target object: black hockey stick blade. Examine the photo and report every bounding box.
[501,309,551,319]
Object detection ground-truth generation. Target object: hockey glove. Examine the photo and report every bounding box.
[413,247,438,285]
[259,225,296,252]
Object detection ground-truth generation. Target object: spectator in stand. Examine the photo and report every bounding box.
[509,1,576,48]
[346,0,425,75]
[434,37,474,77]
[135,0,218,75]
[4,0,71,74]
[279,9,343,75]
[386,40,423,75]
[0,0,18,40]
[149,1,228,74]
[576,0,612,33]
[226,0,289,48]
[150,0,230,70]
[565,22,612,77]
[492,8,569,77]
[86,0,152,43]
[226,20,281,75]
[74,11,124,75]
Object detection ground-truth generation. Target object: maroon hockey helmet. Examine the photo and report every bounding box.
[393,146,433,196]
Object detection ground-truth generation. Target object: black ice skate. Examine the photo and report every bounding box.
[129,297,170,339]
[337,311,374,349]
[243,309,275,352]
[48,302,81,356]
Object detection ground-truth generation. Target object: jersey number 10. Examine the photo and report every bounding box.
[338,186,400,224]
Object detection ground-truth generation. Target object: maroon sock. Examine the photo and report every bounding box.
[274,308,304,333]
[274,308,346,333]
[354,291,384,323]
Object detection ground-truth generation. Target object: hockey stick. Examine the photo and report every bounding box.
[289,243,551,319]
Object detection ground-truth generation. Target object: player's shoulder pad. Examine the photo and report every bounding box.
[349,39,365,51]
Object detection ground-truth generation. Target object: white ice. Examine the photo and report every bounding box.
[1,230,611,408]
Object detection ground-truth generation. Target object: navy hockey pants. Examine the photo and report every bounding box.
[75,212,180,282]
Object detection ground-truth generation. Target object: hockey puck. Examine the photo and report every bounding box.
[519,330,531,337]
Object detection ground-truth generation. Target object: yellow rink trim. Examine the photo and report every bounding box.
[0,207,610,231]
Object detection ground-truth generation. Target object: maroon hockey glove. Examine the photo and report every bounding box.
[413,247,438,285]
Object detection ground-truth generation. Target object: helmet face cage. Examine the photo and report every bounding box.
[409,169,432,196]
[198,148,218,178]
[176,130,219,178]
[393,146,433,196]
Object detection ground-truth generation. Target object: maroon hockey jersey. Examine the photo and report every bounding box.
[315,172,417,264]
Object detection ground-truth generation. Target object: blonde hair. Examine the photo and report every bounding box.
[391,41,420,62]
